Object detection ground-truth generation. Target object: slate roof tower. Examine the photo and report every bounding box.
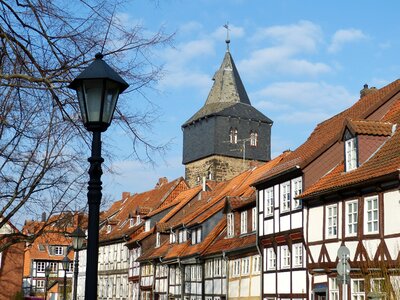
[182,40,273,187]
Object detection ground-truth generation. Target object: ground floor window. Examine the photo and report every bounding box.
[352,279,365,300]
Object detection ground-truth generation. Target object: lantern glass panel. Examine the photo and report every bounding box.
[83,79,103,123]
[76,86,87,123]
[102,80,120,123]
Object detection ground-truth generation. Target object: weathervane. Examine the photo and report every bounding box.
[223,22,230,51]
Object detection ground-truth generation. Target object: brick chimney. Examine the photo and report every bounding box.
[360,83,377,98]
[155,177,168,189]
[122,192,130,200]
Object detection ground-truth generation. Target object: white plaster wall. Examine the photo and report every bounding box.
[291,211,302,229]
[264,219,273,235]
[386,238,400,260]
[344,241,358,261]
[325,242,341,262]
[280,215,290,232]
[277,271,291,294]
[292,270,307,293]
[240,278,250,297]
[263,273,275,294]
[384,190,400,235]
[274,210,280,233]
[308,207,323,242]
[308,245,321,264]
[363,239,380,260]
[337,202,342,240]
[274,185,279,208]
[259,214,264,236]
[250,276,260,297]
[313,274,327,284]
[259,190,264,213]
[229,280,239,297]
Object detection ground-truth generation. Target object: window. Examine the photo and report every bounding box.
[293,244,303,267]
[191,227,202,245]
[107,225,112,233]
[227,213,234,237]
[240,211,248,234]
[129,218,135,228]
[49,261,57,272]
[345,136,357,171]
[178,229,187,243]
[371,278,386,294]
[136,215,141,224]
[326,204,337,238]
[49,245,64,256]
[281,246,290,269]
[241,257,250,275]
[229,128,238,144]
[38,244,45,252]
[205,260,213,278]
[329,277,339,300]
[250,131,258,146]
[214,258,222,276]
[144,220,151,232]
[156,232,160,248]
[170,231,176,243]
[267,248,276,270]
[351,279,365,300]
[252,255,261,274]
[265,188,274,216]
[365,196,379,234]
[36,261,46,272]
[252,207,257,231]
[346,200,358,236]
[280,182,291,212]
[292,177,302,209]
[232,259,240,277]
[36,280,45,288]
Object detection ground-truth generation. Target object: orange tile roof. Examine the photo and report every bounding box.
[300,82,400,199]
[342,119,393,137]
[254,80,400,185]
[204,230,256,256]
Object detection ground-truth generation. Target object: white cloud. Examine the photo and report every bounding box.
[179,21,204,35]
[328,28,367,53]
[239,21,330,78]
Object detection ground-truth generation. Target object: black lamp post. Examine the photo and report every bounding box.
[70,227,86,300]
[61,255,71,300]
[68,53,129,300]
[44,265,51,300]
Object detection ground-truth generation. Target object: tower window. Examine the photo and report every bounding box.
[229,128,238,144]
[250,131,258,147]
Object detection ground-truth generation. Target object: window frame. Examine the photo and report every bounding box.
[240,211,248,234]
[326,204,338,238]
[364,195,379,234]
[227,213,234,237]
[280,181,291,213]
[281,246,290,269]
[292,177,302,209]
[264,187,274,216]
[329,277,339,300]
[345,136,357,171]
[293,243,303,267]
[267,248,276,270]
[351,279,365,300]
[346,200,358,237]
[251,207,257,232]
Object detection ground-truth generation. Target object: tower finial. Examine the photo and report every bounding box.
[223,22,230,52]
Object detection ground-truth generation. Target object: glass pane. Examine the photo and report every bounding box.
[77,86,87,123]
[83,79,103,122]
[103,80,120,123]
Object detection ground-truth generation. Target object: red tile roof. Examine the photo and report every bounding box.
[341,119,393,137]
[254,80,400,185]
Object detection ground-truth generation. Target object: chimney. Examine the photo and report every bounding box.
[122,192,130,200]
[360,83,377,97]
[41,212,46,222]
[155,177,168,189]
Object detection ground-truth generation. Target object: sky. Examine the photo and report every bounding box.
[102,0,400,202]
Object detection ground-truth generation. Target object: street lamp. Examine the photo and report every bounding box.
[61,255,71,300]
[70,227,86,300]
[68,53,129,300]
[44,265,51,300]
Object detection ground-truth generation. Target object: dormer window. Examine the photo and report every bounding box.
[156,232,160,248]
[240,211,247,234]
[227,213,234,237]
[229,128,238,144]
[129,218,135,228]
[136,215,141,225]
[345,135,357,171]
[178,229,187,243]
[191,227,202,245]
[144,220,151,232]
[170,231,176,244]
[107,225,112,233]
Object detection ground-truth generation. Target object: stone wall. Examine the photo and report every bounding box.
[185,155,262,187]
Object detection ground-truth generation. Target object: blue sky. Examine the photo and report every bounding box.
[102,0,400,201]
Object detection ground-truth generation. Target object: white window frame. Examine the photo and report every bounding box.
[214,258,221,277]
[346,200,358,236]
[267,248,276,270]
[240,211,248,234]
[250,131,258,147]
[232,259,240,277]
[293,243,303,267]
[264,187,274,216]
[241,257,250,275]
[144,220,151,232]
[329,277,339,300]
[36,279,45,288]
[251,207,257,231]
[36,261,46,272]
[252,255,261,274]
[170,231,176,244]
[345,137,357,171]
[280,182,291,212]
[230,128,238,144]
[351,279,365,300]
[292,177,302,209]
[227,213,234,237]
[365,195,379,234]
[156,232,160,248]
[281,246,290,269]
[326,204,338,238]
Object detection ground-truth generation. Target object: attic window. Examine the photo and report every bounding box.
[136,216,141,225]
[250,131,258,147]
[144,220,151,232]
[107,225,112,233]
[229,128,238,144]
[227,213,234,238]
[191,227,202,245]
[129,218,135,228]
[345,134,357,171]
[156,232,161,248]
[170,231,176,244]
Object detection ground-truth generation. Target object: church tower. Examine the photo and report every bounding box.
[182,39,273,187]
